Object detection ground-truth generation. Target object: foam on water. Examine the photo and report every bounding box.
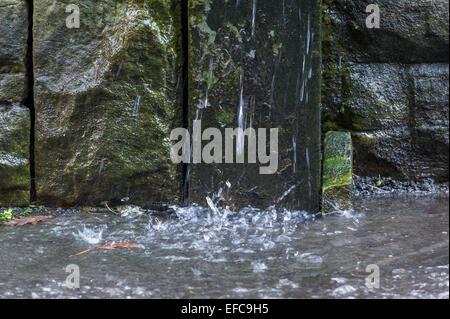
[73,225,106,245]
[0,195,448,299]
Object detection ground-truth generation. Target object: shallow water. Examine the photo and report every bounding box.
[0,195,448,299]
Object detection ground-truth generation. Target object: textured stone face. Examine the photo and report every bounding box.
[324,0,449,63]
[188,0,322,212]
[0,0,29,74]
[322,0,449,182]
[0,73,26,103]
[326,63,449,182]
[322,131,352,213]
[0,0,30,206]
[0,104,30,207]
[409,64,449,181]
[34,0,183,207]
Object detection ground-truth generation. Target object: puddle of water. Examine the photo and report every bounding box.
[0,195,448,299]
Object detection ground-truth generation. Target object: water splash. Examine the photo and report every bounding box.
[2,196,448,299]
[248,95,255,139]
[306,14,311,55]
[277,185,296,204]
[292,136,297,173]
[252,261,267,273]
[115,61,123,79]
[206,196,220,216]
[73,225,106,245]
[306,148,312,199]
[97,158,105,179]
[204,59,214,109]
[268,52,282,108]
[184,108,203,205]
[251,0,257,38]
[237,73,245,156]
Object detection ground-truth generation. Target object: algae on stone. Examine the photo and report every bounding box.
[0,0,28,74]
[0,74,26,103]
[33,0,183,207]
[0,104,30,207]
[322,131,352,213]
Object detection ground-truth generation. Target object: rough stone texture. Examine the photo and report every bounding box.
[323,0,449,63]
[0,0,29,74]
[0,0,30,206]
[0,73,26,103]
[322,131,352,213]
[322,0,449,182]
[409,64,449,181]
[188,0,322,212]
[0,0,28,104]
[0,104,30,207]
[34,0,183,207]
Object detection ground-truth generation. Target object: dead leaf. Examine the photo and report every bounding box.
[4,216,54,226]
[220,199,237,212]
[69,241,140,258]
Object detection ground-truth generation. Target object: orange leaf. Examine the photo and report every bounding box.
[4,216,54,226]
[69,242,139,257]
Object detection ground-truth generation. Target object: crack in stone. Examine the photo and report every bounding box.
[24,0,35,203]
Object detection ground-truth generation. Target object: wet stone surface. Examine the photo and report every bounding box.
[188,0,322,212]
[0,194,448,299]
[0,0,30,206]
[322,131,353,213]
[322,0,449,183]
[0,104,30,207]
[33,0,183,207]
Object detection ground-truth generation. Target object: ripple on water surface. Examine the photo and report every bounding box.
[0,195,448,298]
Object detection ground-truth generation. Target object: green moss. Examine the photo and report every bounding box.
[321,0,356,133]
[34,0,183,206]
[323,156,352,190]
[322,131,353,213]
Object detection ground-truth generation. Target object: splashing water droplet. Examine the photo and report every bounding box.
[251,0,257,37]
[237,74,245,156]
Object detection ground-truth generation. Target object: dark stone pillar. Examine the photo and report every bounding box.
[188,0,321,212]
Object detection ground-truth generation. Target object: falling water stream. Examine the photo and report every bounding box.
[0,194,448,299]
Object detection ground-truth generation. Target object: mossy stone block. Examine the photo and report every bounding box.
[322,131,352,213]
[33,0,183,207]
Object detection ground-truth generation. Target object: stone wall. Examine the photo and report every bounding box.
[322,0,449,182]
[188,0,322,212]
[1,0,449,208]
[0,0,30,206]
[33,0,183,207]
[1,0,184,208]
